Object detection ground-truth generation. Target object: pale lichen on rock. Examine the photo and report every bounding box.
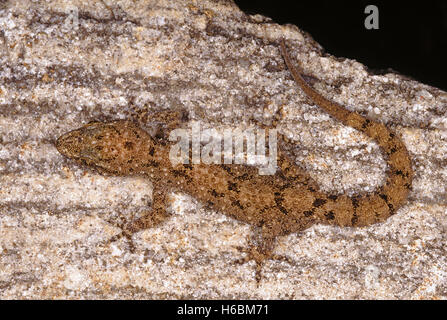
[0,0,446,299]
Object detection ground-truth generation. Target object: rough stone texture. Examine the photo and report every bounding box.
[0,0,446,299]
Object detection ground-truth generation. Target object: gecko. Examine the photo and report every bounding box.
[55,39,413,281]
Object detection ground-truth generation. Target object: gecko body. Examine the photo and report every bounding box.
[56,40,413,281]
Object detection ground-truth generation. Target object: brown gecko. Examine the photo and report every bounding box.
[55,39,413,281]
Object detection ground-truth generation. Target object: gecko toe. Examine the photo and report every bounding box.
[233,244,293,284]
[232,244,273,283]
[98,227,137,253]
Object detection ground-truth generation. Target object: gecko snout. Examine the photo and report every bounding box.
[56,130,84,159]
[56,121,156,174]
[55,122,114,163]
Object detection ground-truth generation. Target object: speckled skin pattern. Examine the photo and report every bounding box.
[56,39,414,280]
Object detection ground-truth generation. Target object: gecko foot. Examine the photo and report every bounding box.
[99,206,170,253]
[233,240,292,283]
[98,223,137,253]
[97,189,170,253]
[233,244,271,283]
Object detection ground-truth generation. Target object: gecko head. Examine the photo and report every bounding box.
[56,121,155,174]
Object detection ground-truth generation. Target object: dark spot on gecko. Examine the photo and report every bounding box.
[394,170,408,177]
[228,182,239,192]
[278,206,288,215]
[276,171,287,180]
[388,147,397,154]
[307,186,316,192]
[351,213,359,225]
[274,194,288,215]
[232,200,244,209]
[404,183,412,189]
[221,165,232,174]
[324,211,335,220]
[351,197,359,209]
[154,132,167,145]
[362,119,371,129]
[259,207,268,215]
[328,195,338,201]
[389,132,395,138]
[171,169,193,183]
[235,173,249,181]
[110,126,120,135]
[379,193,395,213]
[279,182,292,191]
[210,189,225,198]
[387,203,395,214]
[144,160,159,167]
[303,210,314,217]
[312,198,327,207]
[207,200,215,207]
[148,147,154,156]
[182,164,193,170]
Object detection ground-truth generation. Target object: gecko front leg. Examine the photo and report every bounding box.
[106,186,171,251]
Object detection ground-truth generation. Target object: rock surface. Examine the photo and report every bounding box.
[0,0,446,299]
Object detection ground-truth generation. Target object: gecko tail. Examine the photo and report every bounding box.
[279,38,413,227]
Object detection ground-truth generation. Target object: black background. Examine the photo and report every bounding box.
[234,0,447,91]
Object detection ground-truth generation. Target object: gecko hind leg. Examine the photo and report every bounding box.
[233,227,293,283]
[103,188,171,252]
